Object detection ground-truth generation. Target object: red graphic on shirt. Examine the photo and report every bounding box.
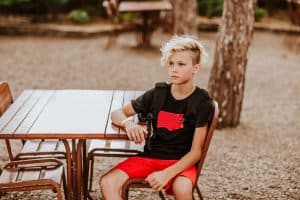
[157,110,184,131]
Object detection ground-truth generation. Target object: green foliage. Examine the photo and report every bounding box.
[0,0,13,6]
[0,0,30,6]
[119,12,137,22]
[255,7,266,22]
[198,0,224,18]
[68,9,90,23]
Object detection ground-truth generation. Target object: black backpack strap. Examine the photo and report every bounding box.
[151,82,169,118]
[144,82,168,151]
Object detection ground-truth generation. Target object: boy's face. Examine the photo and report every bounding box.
[167,50,199,85]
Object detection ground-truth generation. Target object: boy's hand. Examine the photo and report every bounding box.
[145,170,172,191]
[124,121,148,144]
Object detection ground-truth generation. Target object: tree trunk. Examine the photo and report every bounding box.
[172,0,197,34]
[208,0,257,128]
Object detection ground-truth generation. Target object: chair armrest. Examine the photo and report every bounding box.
[3,158,63,169]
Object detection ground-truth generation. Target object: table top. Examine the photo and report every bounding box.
[0,90,144,139]
[118,1,173,13]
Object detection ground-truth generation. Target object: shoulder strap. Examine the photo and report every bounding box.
[151,82,168,118]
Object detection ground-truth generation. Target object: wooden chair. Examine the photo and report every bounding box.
[0,158,68,200]
[85,139,144,199]
[0,82,72,198]
[121,101,219,200]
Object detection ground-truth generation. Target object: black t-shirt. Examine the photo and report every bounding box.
[131,84,213,160]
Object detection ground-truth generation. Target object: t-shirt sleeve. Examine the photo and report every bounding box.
[195,99,214,128]
[131,88,155,114]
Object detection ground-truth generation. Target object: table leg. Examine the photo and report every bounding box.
[140,12,151,47]
[75,140,84,200]
[82,141,89,200]
[62,139,73,200]
[71,140,79,200]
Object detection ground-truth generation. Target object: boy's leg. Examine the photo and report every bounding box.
[172,176,194,200]
[100,169,129,200]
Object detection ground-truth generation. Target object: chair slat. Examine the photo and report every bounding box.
[38,141,59,152]
[19,170,40,182]
[129,141,144,152]
[0,168,18,183]
[88,139,107,152]
[43,165,64,184]
[19,140,40,153]
[109,140,127,149]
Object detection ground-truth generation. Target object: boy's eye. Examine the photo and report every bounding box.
[179,62,185,67]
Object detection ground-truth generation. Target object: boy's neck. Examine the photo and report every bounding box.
[171,81,196,100]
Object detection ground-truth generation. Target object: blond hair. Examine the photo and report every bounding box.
[160,35,208,67]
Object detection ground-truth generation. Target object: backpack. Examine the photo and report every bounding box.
[138,82,213,150]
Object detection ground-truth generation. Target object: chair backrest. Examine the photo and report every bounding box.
[0,81,15,161]
[195,100,219,184]
[0,81,13,116]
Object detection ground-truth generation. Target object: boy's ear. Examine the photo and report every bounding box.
[193,64,200,74]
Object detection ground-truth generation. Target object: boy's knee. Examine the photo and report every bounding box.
[99,174,112,191]
[99,170,128,192]
[172,176,193,198]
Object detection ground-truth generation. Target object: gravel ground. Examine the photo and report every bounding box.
[0,31,299,200]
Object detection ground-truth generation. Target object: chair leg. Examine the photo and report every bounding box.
[88,157,95,192]
[62,170,69,200]
[121,186,129,200]
[196,185,204,200]
[158,191,165,200]
[57,189,63,200]
[84,156,90,200]
[53,183,63,200]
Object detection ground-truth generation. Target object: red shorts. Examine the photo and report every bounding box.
[114,156,197,194]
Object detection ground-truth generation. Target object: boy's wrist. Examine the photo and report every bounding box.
[120,118,132,128]
[162,168,175,180]
[121,119,134,130]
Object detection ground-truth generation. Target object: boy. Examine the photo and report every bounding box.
[100,35,213,200]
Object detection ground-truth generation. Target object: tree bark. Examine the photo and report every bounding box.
[172,0,197,34]
[208,0,257,128]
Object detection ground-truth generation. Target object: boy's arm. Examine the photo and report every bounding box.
[111,103,148,144]
[111,103,136,126]
[145,125,207,191]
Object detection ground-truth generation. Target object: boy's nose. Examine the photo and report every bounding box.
[170,65,178,72]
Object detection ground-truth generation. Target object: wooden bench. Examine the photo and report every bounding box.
[102,0,173,48]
